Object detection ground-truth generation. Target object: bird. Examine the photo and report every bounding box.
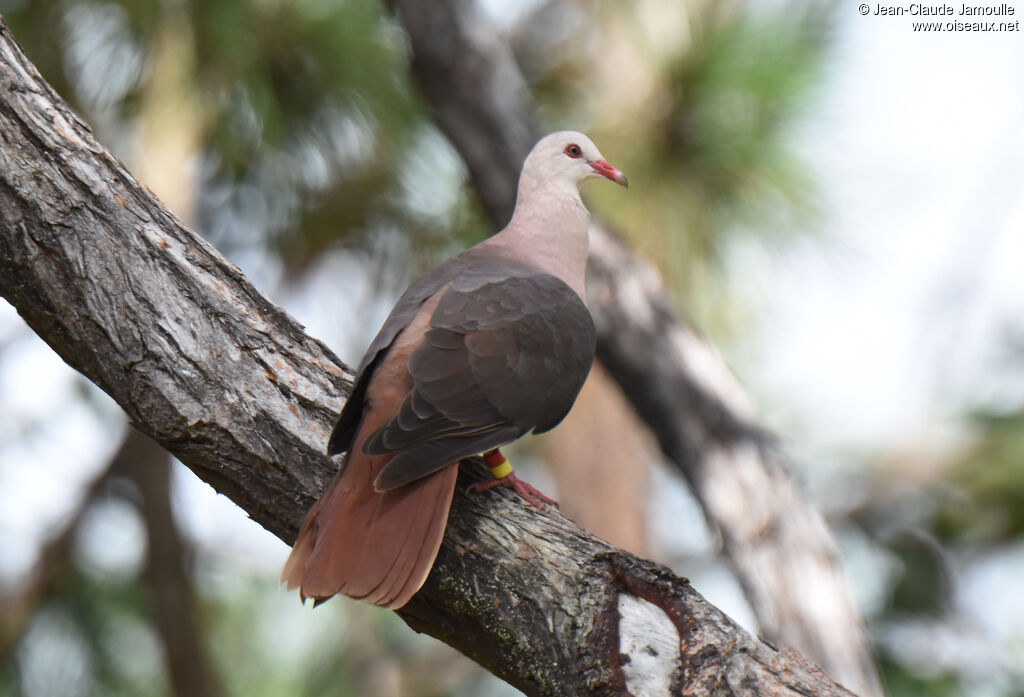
[281,131,627,609]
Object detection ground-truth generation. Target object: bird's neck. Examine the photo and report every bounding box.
[488,185,591,300]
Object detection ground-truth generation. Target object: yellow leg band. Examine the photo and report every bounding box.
[489,459,513,480]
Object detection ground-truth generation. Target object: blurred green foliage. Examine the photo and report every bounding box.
[880,657,962,697]
[637,7,828,326]
[520,1,830,333]
[1,0,486,272]
[1,557,161,697]
[937,408,1024,544]
[651,8,825,237]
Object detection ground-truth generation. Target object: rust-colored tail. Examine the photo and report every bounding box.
[281,426,458,609]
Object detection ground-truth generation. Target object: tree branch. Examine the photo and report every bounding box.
[0,19,856,696]
[387,2,881,695]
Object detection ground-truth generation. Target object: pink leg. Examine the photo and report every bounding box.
[468,448,557,508]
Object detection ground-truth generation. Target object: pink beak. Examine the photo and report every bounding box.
[588,159,628,188]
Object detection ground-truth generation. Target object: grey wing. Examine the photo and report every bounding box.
[327,259,461,456]
[367,273,596,491]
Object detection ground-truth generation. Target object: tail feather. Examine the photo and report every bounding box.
[286,293,463,609]
[281,445,458,609]
[360,464,457,607]
[280,496,321,592]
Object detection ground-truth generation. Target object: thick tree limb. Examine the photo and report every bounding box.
[0,20,856,696]
[387,2,881,695]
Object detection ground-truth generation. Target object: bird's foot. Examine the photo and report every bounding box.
[469,471,558,508]
[467,449,557,508]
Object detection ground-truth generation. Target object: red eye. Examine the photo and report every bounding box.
[564,143,582,158]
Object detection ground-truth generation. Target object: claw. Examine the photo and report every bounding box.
[468,471,558,508]
[469,448,558,508]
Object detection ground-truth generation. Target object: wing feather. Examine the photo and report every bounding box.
[368,271,595,490]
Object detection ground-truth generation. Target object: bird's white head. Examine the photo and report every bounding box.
[518,131,628,199]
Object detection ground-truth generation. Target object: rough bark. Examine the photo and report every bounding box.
[0,19,858,696]
[387,2,882,695]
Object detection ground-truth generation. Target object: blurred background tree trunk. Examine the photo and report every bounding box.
[538,364,653,558]
[130,432,225,697]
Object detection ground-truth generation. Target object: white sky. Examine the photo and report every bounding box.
[733,5,1024,463]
